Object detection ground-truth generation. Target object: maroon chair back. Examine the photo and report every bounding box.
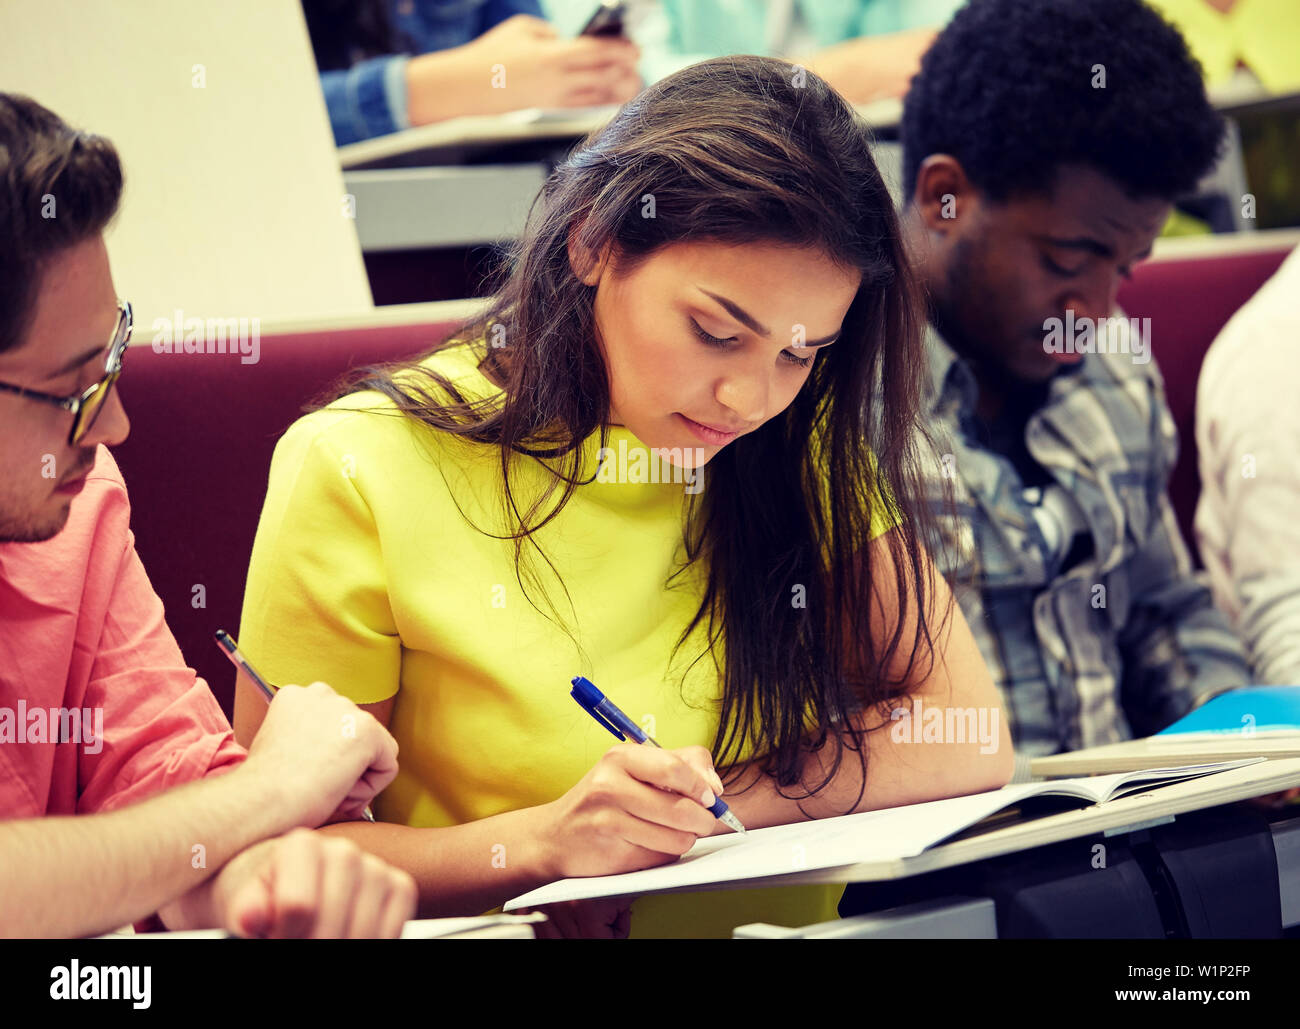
[1117,245,1290,563]
[113,321,459,717]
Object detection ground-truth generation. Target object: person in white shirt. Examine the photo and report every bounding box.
[1196,246,1300,686]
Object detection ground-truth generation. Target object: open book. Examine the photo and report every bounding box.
[503,760,1260,910]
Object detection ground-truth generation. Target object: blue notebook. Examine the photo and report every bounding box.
[1155,686,1300,739]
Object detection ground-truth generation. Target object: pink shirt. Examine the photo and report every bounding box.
[0,446,246,818]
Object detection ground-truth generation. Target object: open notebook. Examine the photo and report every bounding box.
[504,760,1261,910]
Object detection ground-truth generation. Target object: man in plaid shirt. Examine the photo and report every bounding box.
[896,0,1250,780]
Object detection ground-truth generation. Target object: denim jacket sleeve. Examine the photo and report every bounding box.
[320,54,411,146]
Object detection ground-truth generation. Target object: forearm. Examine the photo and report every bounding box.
[0,767,291,938]
[713,537,1015,829]
[316,804,555,917]
[406,49,494,125]
[720,706,1013,832]
[800,29,937,104]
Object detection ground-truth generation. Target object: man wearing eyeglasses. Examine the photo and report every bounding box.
[0,92,418,939]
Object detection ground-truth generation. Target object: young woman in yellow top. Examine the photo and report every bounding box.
[236,55,1012,938]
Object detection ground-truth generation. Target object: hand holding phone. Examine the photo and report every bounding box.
[580,0,626,38]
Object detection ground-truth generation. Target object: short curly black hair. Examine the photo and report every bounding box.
[901,0,1225,203]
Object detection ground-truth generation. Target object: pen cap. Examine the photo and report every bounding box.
[570,676,603,708]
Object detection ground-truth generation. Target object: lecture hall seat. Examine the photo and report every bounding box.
[1117,243,1290,565]
[114,320,459,716]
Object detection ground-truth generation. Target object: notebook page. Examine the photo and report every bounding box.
[505,782,1051,909]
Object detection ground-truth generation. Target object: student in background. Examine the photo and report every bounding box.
[1145,0,1300,95]
[237,54,1013,939]
[543,0,961,102]
[303,0,642,145]
[1196,247,1300,687]
[896,0,1249,777]
[0,93,416,938]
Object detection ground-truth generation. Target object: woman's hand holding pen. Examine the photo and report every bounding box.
[532,743,726,881]
[241,681,400,830]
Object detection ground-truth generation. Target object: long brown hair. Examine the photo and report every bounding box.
[340,56,950,808]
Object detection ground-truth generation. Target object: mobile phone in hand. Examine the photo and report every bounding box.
[580,0,626,38]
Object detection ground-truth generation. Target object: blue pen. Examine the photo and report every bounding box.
[570,675,746,834]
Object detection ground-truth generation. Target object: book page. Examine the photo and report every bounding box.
[1103,759,1263,801]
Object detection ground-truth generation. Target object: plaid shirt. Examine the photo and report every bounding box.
[918,325,1249,766]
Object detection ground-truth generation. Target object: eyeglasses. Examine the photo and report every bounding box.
[0,300,133,446]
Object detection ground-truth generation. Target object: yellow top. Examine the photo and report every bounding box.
[1146,0,1300,92]
[240,341,899,937]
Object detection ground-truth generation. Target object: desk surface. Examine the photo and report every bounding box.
[338,98,905,170]
[336,85,1286,172]
[637,757,1300,897]
[101,912,545,940]
[339,108,615,169]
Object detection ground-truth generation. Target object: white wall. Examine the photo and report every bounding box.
[0,0,373,331]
